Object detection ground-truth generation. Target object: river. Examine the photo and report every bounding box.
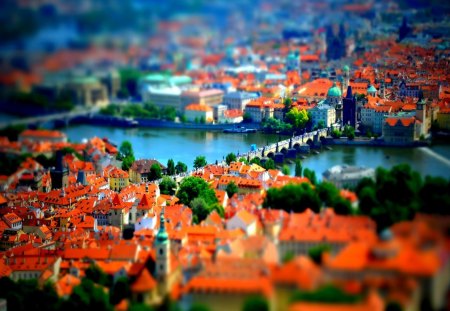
[64,125,450,179]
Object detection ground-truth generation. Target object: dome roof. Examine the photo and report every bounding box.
[327,83,342,97]
[367,85,377,93]
[343,65,350,72]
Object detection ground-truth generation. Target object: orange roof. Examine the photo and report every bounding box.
[56,274,81,297]
[131,269,157,292]
[385,117,416,127]
[20,129,66,139]
[185,104,213,112]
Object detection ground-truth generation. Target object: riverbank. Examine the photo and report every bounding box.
[71,114,262,131]
[323,137,430,147]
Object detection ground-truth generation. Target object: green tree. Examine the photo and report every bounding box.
[242,295,269,311]
[343,125,355,140]
[295,159,303,177]
[159,176,177,195]
[239,157,249,164]
[243,112,252,123]
[226,181,239,199]
[225,152,237,165]
[316,181,340,207]
[317,120,326,129]
[63,278,113,311]
[308,244,331,264]
[193,155,207,169]
[303,168,317,185]
[161,106,177,121]
[291,284,362,304]
[263,158,275,170]
[331,129,342,138]
[281,165,290,175]
[282,250,295,263]
[118,140,135,171]
[333,196,354,215]
[175,161,188,174]
[419,176,450,215]
[167,159,175,175]
[109,277,130,305]
[149,163,162,181]
[0,124,26,141]
[385,301,403,311]
[190,197,211,224]
[85,264,110,286]
[283,97,293,112]
[264,183,321,213]
[177,176,218,207]
[189,303,210,311]
[250,157,261,166]
[285,107,309,130]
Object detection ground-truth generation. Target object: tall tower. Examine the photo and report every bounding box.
[155,208,170,281]
[343,65,350,90]
[343,86,356,127]
[50,150,68,190]
[339,23,347,58]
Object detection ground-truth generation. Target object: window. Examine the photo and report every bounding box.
[159,248,163,255]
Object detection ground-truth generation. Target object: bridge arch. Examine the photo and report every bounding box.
[280,147,288,154]
[266,152,275,159]
[306,138,313,146]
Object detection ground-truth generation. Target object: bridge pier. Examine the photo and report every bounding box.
[298,144,310,154]
[287,148,297,158]
[274,153,284,163]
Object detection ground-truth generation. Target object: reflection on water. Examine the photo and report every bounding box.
[63,125,450,178]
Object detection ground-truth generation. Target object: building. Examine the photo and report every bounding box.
[129,159,167,183]
[184,104,214,123]
[142,87,182,112]
[108,167,130,192]
[383,116,422,144]
[19,129,67,143]
[322,165,375,189]
[361,104,392,135]
[398,81,421,98]
[343,86,356,127]
[50,151,69,190]
[309,102,336,128]
[223,91,258,111]
[437,108,450,130]
[181,89,224,110]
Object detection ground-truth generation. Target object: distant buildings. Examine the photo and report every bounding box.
[322,165,375,189]
[184,104,214,123]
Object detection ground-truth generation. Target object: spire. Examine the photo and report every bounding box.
[155,207,168,246]
[346,85,353,98]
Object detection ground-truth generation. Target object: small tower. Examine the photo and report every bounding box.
[155,208,170,281]
[50,150,69,190]
[343,65,350,90]
[367,84,377,97]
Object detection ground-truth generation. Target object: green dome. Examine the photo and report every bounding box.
[155,210,169,245]
[367,85,377,93]
[327,83,342,97]
[343,65,350,72]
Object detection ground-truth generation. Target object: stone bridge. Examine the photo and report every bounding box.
[239,128,330,163]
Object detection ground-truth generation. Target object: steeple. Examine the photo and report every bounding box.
[155,208,168,246]
[346,85,353,99]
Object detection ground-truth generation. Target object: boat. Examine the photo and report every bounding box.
[325,146,333,150]
[223,126,257,133]
[312,150,320,155]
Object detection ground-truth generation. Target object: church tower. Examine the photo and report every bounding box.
[50,150,68,190]
[155,208,170,281]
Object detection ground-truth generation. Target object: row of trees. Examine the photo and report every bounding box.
[354,164,450,231]
[261,98,313,134]
[100,102,177,121]
[330,125,355,140]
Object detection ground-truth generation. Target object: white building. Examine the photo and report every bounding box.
[309,101,336,127]
[223,92,258,111]
[322,165,375,189]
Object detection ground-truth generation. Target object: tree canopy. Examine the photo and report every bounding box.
[225,152,237,165]
[226,181,239,199]
[175,161,188,174]
[159,176,177,195]
[285,107,309,130]
[118,141,135,171]
[177,176,218,207]
[149,163,162,181]
[353,164,441,231]
[166,159,175,175]
[193,156,207,169]
[264,182,321,213]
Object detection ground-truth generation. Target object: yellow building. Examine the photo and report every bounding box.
[184,104,214,123]
[437,108,450,130]
[108,167,129,191]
